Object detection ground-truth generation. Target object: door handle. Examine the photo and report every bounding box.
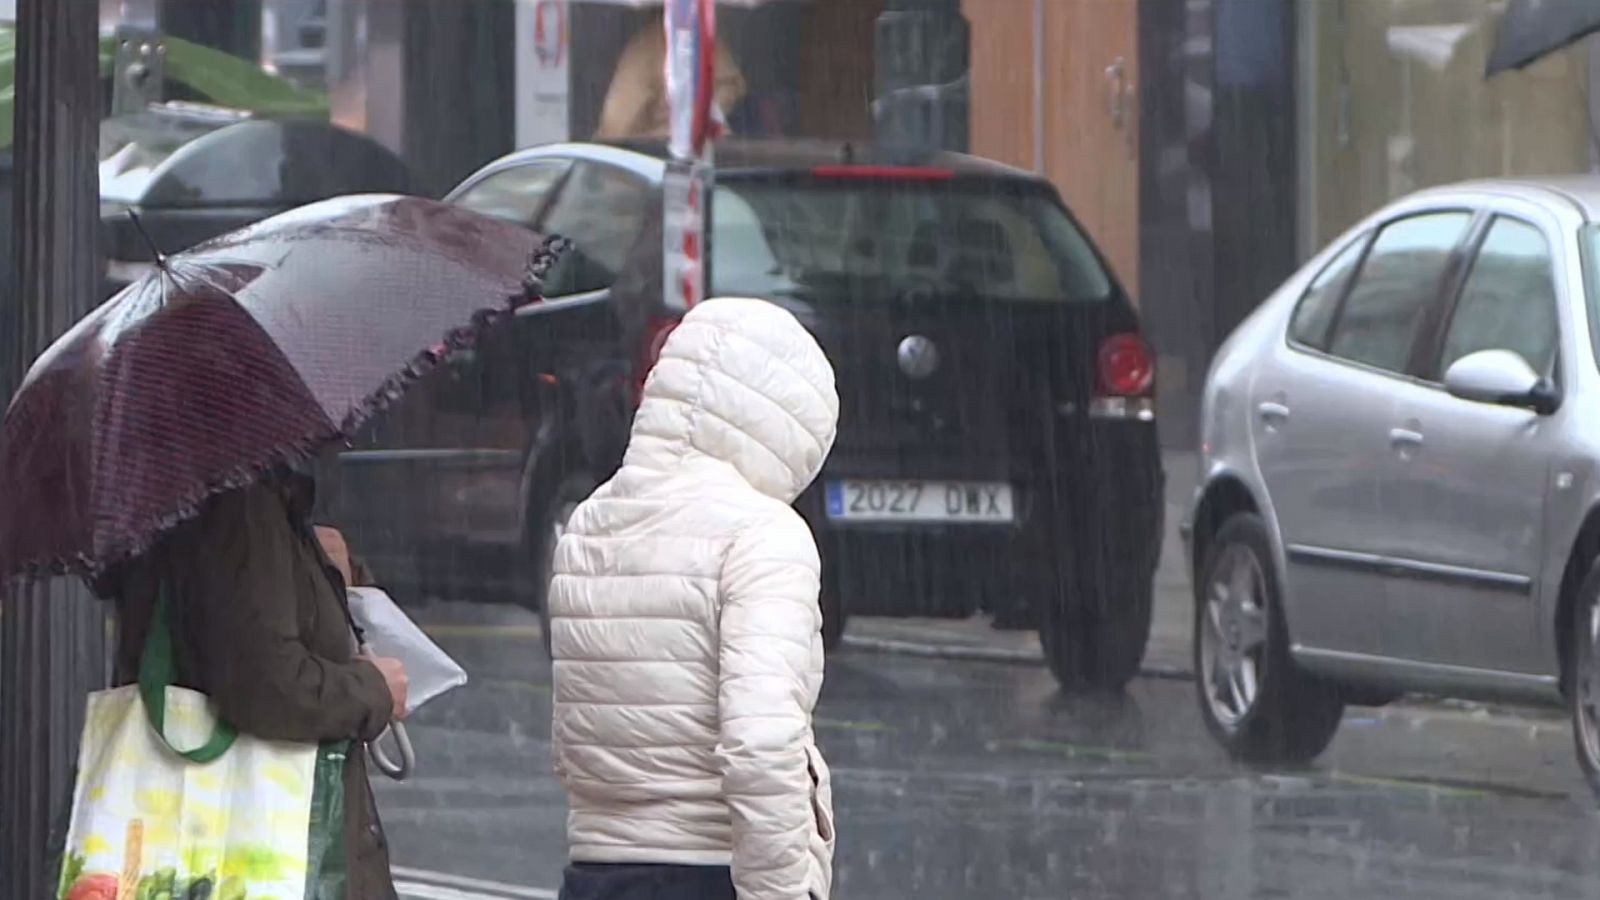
[1104,56,1137,160]
[1105,58,1127,129]
[1257,401,1290,423]
[1389,427,1424,448]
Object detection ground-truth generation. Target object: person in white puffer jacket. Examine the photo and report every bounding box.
[548,297,839,900]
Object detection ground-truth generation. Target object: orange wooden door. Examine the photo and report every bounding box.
[1041,0,1140,300]
[963,0,1039,172]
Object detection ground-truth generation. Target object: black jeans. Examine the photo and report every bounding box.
[557,863,736,900]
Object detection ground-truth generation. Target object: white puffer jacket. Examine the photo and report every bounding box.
[549,297,839,900]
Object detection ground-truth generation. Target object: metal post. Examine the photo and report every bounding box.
[0,0,107,896]
[1033,0,1045,173]
[401,0,516,196]
[873,0,969,151]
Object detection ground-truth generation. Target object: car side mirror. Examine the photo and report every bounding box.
[1443,349,1558,414]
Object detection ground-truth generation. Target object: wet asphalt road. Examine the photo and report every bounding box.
[373,606,1600,900]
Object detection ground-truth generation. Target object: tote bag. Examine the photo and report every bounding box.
[58,594,349,900]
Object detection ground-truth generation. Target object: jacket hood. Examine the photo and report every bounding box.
[623,297,838,503]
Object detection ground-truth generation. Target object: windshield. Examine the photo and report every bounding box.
[712,178,1114,303]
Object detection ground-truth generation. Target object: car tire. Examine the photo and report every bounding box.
[530,474,597,659]
[1194,513,1343,763]
[1040,564,1153,693]
[821,588,847,652]
[1569,558,1600,801]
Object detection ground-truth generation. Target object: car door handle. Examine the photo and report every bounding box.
[1257,402,1290,422]
[1389,427,1424,448]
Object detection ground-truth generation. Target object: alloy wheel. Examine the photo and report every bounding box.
[1199,543,1270,730]
[1575,600,1600,774]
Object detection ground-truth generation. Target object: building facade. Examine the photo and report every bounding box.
[97,0,1600,446]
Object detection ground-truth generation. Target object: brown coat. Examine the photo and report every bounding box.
[112,477,397,899]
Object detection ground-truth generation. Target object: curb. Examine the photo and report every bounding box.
[840,634,1194,682]
[391,867,556,900]
[839,634,1568,721]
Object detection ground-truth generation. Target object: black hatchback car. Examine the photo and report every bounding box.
[329,139,1163,691]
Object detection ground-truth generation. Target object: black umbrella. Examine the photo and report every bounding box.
[1487,0,1600,75]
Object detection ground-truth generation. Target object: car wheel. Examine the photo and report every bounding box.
[1040,565,1153,693]
[531,475,596,659]
[1569,560,1600,800]
[821,588,847,652]
[1195,513,1343,763]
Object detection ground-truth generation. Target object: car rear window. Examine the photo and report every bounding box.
[710,176,1114,304]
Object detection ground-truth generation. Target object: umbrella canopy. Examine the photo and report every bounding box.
[1486,0,1600,75]
[0,195,562,578]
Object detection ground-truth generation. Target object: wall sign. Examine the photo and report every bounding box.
[515,0,569,148]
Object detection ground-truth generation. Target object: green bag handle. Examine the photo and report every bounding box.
[138,588,238,764]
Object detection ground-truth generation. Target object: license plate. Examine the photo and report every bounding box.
[825,480,1015,523]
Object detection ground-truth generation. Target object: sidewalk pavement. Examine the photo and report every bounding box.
[843,450,1199,678]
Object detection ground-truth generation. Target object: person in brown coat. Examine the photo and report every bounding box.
[107,468,409,900]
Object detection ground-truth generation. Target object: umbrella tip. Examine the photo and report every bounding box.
[126,209,168,271]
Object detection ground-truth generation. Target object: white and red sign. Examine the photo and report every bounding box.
[532,0,566,68]
[514,0,570,148]
[663,160,710,310]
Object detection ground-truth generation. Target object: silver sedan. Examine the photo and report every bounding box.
[1186,176,1600,792]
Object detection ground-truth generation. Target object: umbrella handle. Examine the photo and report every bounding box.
[358,630,416,778]
[369,720,415,781]
[356,638,414,780]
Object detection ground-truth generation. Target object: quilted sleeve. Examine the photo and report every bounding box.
[715,512,823,900]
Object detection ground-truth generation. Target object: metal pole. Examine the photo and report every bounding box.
[0,0,107,896]
[1294,0,1317,260]
[401,0,516,197]
[1033,0,1045,173]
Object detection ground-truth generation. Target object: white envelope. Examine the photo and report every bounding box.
[346,586,468,716]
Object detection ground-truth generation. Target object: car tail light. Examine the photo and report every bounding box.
[1092,333,1156,422]
[1098,333,1154,396]
[634,316,682,404]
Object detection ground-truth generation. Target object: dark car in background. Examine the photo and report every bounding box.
[329,139,1164,691]
[97,103,412,292]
